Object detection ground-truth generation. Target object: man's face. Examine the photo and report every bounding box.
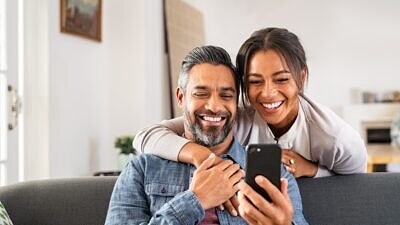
[177,63,237,147]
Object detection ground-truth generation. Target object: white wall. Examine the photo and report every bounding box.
[25,0,169,179]
[24,0,400,178]
[24,0,50,179]
[186,0,400,114]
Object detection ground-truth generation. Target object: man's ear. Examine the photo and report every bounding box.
[176,87,185,108]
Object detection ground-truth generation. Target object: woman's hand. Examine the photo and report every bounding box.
[237,176,293,225]
[281,149,317,178]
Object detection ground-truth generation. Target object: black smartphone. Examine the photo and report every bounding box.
[245,144,281,202]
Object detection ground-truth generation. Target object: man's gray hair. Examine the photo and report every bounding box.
[177,46,238,94]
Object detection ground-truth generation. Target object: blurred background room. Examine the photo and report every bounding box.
[1,0,400,185]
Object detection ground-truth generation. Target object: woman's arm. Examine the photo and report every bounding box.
[133,117,213,166]
[332,125,368,174]
[133,108,255,166]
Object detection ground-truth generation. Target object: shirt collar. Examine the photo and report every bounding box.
[220,139,246,169]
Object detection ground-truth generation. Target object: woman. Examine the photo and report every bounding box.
[134,27,367,178]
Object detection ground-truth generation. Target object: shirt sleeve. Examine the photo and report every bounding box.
[331,124,368,175]
[133,117,189,161]
[105,158,205,225]
[315,165,335,177]
[281,165,309,225]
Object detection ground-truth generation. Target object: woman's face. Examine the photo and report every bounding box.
[247,50,301,130]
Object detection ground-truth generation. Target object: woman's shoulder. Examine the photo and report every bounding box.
[299,95,363,145]
[299,94,347,131]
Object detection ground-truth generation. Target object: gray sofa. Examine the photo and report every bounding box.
[0,173,399,225]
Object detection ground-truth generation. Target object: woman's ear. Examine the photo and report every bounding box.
[176,87,184,108]
[301,69,307,85]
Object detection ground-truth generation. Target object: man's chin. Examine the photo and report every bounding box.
[200,126,224,135]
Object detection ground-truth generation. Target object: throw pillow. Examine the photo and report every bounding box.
[0,201,13,225]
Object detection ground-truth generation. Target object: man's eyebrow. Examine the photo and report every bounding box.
[192,85,208,90]
[220,87,236,93]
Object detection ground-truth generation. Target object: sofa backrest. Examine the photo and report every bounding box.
[0,177,117,225]
[1,173,400,225]
[297,172,400,225]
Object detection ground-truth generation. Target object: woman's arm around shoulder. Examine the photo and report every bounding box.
[133,117,213,166]
[133,117,188,161]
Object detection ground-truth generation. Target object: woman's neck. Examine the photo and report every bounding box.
[269,117,297,139]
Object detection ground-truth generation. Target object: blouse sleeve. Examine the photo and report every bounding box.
[133,117,189,161]
[332,125,368,174]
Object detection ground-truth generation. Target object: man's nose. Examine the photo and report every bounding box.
[205,95,224,112]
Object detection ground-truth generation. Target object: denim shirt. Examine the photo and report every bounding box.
[105,140,308,225]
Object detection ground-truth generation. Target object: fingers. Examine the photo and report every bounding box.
[255,176,285,206]
[197,153,216,171]
[214,159,234,171]
[223,197,238,216]
[223,163,240,175]
[230,169,245,187]
[281,149,295,166]
[237,187,271,225]
[280,178,291,204]
[230,195,240,211]
[284,165,295,174]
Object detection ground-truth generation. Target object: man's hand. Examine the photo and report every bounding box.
[189,153,244,210]
[282,149,318,178]
[237,176,293,225]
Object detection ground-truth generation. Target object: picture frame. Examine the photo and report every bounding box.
[60,0,102,42]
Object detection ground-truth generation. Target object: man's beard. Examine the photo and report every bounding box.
[184,109,234,147]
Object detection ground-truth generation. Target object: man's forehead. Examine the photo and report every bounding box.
[187,64,236,90]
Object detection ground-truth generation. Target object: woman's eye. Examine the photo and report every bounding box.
[276,78,289,83]
[248,80,263,85]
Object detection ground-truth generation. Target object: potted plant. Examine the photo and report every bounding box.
[115,135,137,170]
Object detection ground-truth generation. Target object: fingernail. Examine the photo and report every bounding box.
[256,175,265,182]
[209,153,215,158]
[232,209,238,216]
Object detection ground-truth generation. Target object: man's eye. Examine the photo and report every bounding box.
[192,92,208,98]
[221,94,234,99]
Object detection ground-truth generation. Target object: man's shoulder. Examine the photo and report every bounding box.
[132,154,190,186]
[134,153,181,167]
[132,154,189,174]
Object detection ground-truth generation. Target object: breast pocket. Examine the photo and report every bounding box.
[145,183,186,213]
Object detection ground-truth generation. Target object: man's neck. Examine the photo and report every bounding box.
[208,133,234,156]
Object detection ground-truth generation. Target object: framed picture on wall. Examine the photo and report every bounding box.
[60,0,102,42]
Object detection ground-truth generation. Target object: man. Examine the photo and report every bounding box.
[105,46,308,225]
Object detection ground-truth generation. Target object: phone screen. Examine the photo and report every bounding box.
[245,144,281,202]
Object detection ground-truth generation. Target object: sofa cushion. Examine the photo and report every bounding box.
[297,173,400,225]
[0,201,13,225]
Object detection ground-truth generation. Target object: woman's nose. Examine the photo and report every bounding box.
[260,81,277,97]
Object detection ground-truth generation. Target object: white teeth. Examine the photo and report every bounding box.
[203,116,222,122]
[262,101,283,109]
